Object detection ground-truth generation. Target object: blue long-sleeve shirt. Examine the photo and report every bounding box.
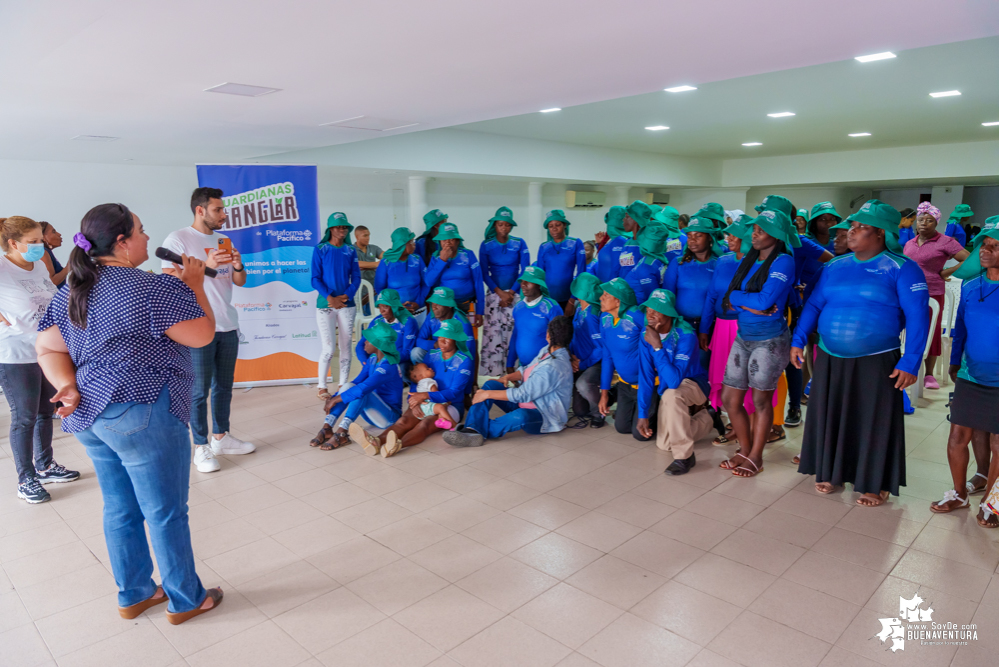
[479,237,530,292]
[792,251,930,376]
[623,259,666,307]
[415,312,476,355]
[425,348,476,405]
[665,233,688,265]
[374,255,426,307]
[340,356,403,413]
[600,307,646,389]
[570,304,603,371]
[311,243,361,308]
[728,253,796,341]
[355,315,418,365]
[898,227,916,246]
[507,297,563,368]
[943,221,967,247]
[536,237,586,303]
[793,236,831,307]
[424,249,486,315]
[637,327,708,419]
[700,253,741,333]
[594,235,629,282]
[663,256,717,321]
[950,274,999,387]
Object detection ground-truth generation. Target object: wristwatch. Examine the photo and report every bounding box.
[233,264,245,272]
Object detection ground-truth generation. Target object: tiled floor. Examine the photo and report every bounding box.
[1,381,997,667]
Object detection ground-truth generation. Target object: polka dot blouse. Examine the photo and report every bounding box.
[38,266,206,433]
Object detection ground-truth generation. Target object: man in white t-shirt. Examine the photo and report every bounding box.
[162,187,255,473]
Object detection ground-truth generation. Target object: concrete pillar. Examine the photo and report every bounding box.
[408,176,428,235]
[527,181,545,251]
[615,185,632,207]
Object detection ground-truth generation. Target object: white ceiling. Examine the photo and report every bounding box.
[1,0,997,166]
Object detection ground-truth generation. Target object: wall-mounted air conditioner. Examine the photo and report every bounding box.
[565,190,606,208]
[642,193,670,206]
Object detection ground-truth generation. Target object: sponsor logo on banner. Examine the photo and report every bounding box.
[235,302,272,313]
[874,593,980,652]
[277,299,310,311]
[222,182,300,231]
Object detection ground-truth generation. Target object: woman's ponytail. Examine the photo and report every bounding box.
[67,203,134,328]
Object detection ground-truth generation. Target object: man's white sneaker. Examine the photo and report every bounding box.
[193,445,221,473]
[210,433,256,456]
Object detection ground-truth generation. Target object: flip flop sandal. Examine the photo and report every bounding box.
[856,491,890,507]
[713,432,735,446]
[166,587,223,625]
[930,489,970,513]
[719,453,749,470]
[792,455,800,464]
[119,586,168,619]
[978,508,999,528]
[966,472,988,495]
[767,427,786,443]
[732,458,763,478]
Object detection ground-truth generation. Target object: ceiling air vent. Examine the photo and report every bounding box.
[565,190,606,209]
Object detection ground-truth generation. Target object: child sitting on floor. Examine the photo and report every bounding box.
[409,363,458,430]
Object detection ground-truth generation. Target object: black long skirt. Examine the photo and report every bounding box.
[797,349,906,496]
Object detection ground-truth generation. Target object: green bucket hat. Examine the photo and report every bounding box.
[518,265,549,295]
[684,216,722,237]
[796,209,808,219]
[752,209,802,248]
[599,277,637,310]
[637,223,670,264]
[642,288,682,318]
[807,201,842,223]
[362,321,401,365]
[626,200,654,228]
[652,206,682,239]
[570,273,603,306]
[426,285,460,310]
[544,209,571,242]
[755,195,795,220]
[605,206,628,238]
[485,206,517,241]
[949,204,974,219]
[319,211,353,246]
[382,227,415,263]
[953,215,999,280]
[724,216,755,254]
[831,199,903,253]
[374,288,412,323]
[693,203,726,226]
[432,317,470,354]
[433,222,466,252]
[423,209,448,232]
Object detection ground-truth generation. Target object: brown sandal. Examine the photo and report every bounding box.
[165,587,223,625]
[320,431,349,451]
[119,586,168,619]
[310,424,333,448]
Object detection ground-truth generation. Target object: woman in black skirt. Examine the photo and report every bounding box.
[790,200,929,507]
[929,221,999,527]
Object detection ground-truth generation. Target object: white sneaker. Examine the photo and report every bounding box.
[193,445,220,473]
[210,433,256,456]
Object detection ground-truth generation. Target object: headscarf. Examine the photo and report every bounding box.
[637,223,670,264]
[916,201,941,222]
[362,321,401,365]
[544,209,571,243]
[724,209,745,223]
[953,215,999,280]
[599,277,637,311]
[518,265,549,296]
[605,206,628,239]
[382,227,415,263]
[374,288,412,323]
[485,206,517,242]
[652,206,682,239]
[318,212,353,247]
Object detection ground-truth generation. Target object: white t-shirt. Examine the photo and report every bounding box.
[0,255,59,363]
[160,226,239,332]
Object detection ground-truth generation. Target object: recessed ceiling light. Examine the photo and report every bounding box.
[855,52,896,63]
[539,108,561,113]
[848,132,872,137]
[320,116,418,131]
[645,125,669,131]
[767,112,795,118]
[72,135,118,142]
[742,142,762,147]
[929,90,961,98]
[205,82,280,97]
[664,85,697,93]
[981,121,999,126]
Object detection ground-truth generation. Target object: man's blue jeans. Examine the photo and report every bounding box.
[76,387,206,613]
[464,380,544,440]
[190,330,239,445]
[326,383,402,430]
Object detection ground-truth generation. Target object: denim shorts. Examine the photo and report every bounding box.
[723,329,791,392]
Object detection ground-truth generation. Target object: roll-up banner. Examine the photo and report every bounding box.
[196,164,320,385]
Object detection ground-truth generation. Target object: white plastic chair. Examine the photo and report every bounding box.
[938,279,962,386]
[908,297,940,402]
[353,279,377,340]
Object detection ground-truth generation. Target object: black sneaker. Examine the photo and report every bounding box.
[35,462,81,484]
[665,453,696,476]
[784,406,802,428]
[589,417,606,429]
[442,429,485,448]
[17,479,51,504]
[709,407,726,436]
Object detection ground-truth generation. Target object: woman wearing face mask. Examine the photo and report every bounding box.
[39,221,70,287]
[0,217,80,504]
[903,201,970,389]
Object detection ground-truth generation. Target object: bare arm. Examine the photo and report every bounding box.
[941,249,972,279]
[35,327,80,417]
[41,252,70,285]
[358,261,380,270]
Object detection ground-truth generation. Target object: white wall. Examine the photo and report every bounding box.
[745,185,872,218]
[963,186,999,222]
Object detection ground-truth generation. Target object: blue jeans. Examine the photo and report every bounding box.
[464,380,544,440]
[76,387,206,613]
[190,330,239,444]
[325,383,402,430]
[0,363,55,484]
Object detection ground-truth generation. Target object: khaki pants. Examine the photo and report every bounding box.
[657,379,714,459]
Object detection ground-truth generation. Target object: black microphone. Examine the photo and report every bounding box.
[155,247,218,278]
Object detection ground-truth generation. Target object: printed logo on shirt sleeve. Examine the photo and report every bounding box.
[910,282,929,292]
[769,271,790,283]
[459,368,471,376]
[675,353,690,361]
[375,367,386,374]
